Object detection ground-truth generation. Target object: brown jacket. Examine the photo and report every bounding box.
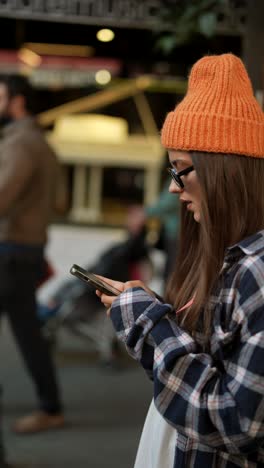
[0,117,58,245]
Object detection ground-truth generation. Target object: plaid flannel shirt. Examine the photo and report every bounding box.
[110,230,264,467]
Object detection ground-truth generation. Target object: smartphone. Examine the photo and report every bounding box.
[70,264,120,296]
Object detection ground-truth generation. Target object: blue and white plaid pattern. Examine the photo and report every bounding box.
[110,231,264,467]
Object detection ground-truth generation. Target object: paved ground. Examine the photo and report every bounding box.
[0,225,164,468]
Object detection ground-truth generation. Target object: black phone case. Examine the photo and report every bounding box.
[70,265,119,296]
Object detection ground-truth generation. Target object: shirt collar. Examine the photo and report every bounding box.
[2,116,36,138]
[227,230,264,256]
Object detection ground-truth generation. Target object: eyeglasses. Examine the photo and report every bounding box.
[167,165,194,189]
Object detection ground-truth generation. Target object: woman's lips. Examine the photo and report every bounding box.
[180,198,193,211]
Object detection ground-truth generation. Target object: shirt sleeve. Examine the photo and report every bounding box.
[0,140,36,215]
[110,276,264,455]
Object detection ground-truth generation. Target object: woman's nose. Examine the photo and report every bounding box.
[169,179,183,194]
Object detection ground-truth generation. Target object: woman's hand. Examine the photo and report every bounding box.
[95,275,155,315]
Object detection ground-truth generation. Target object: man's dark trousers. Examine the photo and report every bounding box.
[0,245,62,414]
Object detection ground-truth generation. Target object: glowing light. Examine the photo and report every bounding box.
[95,69,112,85]
[18,48,42,68]
[23,43,94,57]
[96,29,115,42]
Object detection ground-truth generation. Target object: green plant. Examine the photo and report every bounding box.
[155,0,225,54]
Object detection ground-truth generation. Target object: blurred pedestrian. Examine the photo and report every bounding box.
[0,387,9,467]
[0,75,64,434]
[127,177,180,287]
[97,54,264,467]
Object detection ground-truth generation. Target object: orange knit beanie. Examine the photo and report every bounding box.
[161,53,264,157]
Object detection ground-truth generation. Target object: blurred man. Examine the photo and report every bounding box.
[127,178,180,291]
[0,75,64,435]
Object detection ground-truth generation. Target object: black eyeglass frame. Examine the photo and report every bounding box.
[167,165,194,189]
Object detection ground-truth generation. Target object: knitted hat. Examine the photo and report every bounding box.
[161,53,264,158]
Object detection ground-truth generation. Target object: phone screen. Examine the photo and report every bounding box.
[70,264,120,296]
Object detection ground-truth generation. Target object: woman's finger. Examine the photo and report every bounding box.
[96,279,156,310]
[100,293,116,308]
[124,280,156,297]
[95,275,125,293]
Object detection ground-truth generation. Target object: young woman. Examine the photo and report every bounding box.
[96,54,264,467]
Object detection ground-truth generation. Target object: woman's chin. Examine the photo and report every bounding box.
[193,212,200,223]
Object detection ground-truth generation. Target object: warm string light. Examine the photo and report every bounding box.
[96,29,115,42]
[95,69,112,85]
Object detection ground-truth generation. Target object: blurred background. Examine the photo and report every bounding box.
[0,0,263,466]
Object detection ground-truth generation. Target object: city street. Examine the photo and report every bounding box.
[0,225,161,468]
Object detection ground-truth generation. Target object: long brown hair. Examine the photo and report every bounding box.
[165,152,264,338]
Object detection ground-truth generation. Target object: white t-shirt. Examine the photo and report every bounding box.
[134,399,176,468]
